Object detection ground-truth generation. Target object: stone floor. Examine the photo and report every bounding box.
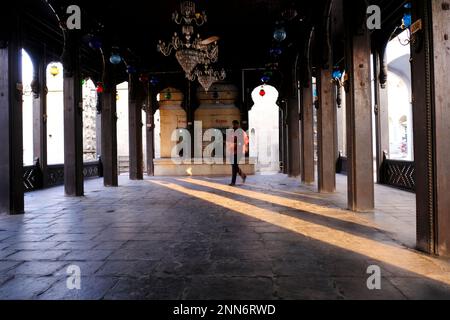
[0,173,450,300]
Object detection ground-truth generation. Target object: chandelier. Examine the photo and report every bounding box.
[189,65,226,92]
[157,1,225,90]
[158,33,219,75]
[172,1,207,27]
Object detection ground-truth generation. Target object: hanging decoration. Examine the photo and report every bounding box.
[189,65,226,92]
[261,71,273,84]
[96,82,104,93]
[331,68,345,108]
[157,1,225,89]
[273,27,287,42]
[139,74,149,83]
[164,89,172,100]
[149,76,160,86]
[402,3,412,29]
[390,2,413,46]
[259,86,266,97]
[172,1,207,26]
[158,31,219,76]
[109,53,122,65]
[88,36,102,50]
[49,64,60,77]
[126,65,137,74]
[269,47,283,57]
[332,69,343,81]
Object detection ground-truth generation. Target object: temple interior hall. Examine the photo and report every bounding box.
[0,0,450,300]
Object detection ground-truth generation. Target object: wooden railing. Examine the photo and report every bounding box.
[336,152,415,193]
[23,159,103,192]
[379,152,415,192]
[336,152,348,175]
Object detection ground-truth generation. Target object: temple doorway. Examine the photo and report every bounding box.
[249,85,280,174]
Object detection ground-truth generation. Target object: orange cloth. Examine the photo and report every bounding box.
[226,129,249,157]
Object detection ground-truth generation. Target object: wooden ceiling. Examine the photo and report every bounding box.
[20,0,408,81]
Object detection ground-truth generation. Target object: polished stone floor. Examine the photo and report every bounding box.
[0,174,450,300]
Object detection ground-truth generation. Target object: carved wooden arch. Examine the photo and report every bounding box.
[320,0,335,69]
[299,26,315,88]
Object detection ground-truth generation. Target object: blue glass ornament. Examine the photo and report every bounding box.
[261,75,271,83]
[126,65,136,74]
[332,70,343,80]
[109,53,122,65]
[403,13,412,28]
[273,28,287,42]
[88,37,102,50]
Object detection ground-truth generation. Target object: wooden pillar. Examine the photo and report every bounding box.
[0,14,24,214]
[101,62,118,187]
[411,0,450,256]
[31,51,48,188]
[344,1,374,211]
[300,85,315,184]
[145,105,155,176]
[373,50,390,183]
[281,59,301,178]
[145,85,156,176]
[128,74,144,180]
[186,81,196,158]
[317,67,337,193]
[287,96,301,177]
[279,106,288,174]
[62,33,84,196]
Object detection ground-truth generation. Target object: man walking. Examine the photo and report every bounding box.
[227,120,248,186]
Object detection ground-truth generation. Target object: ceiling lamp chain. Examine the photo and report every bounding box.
[172,1,207,27]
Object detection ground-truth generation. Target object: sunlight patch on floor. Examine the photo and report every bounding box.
[149,179,450,287]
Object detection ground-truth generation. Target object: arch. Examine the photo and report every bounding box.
[386,30,413,161]
[116,81,130,173]
[82,78,98,161]
[248,85,280,173]
[154,109,161,159]
[21,49,34,165]
[46,61,64,165]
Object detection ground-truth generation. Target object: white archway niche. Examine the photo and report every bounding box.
[248,85,280,174]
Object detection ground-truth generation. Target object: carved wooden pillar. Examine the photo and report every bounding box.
[62,32,84,196]
[411,0,450,256]
[281,60,301,178]
[317,66,337,193]
[0,13,24,214]
[128,74,144,180]
[101,60,118,187]
[344,0,374,211]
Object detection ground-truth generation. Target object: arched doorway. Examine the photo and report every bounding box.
[21,49,34,166]
[249,85,280,173]
[46,62,64,165]
[82,79,98,162]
